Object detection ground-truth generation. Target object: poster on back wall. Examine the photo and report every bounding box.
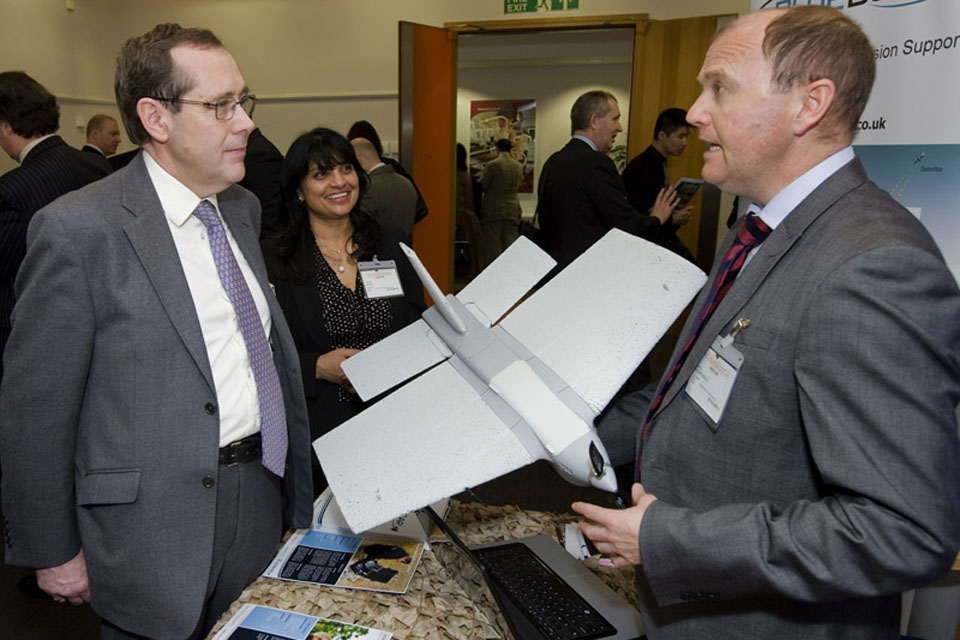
[752,0,960,282]
[469,99,536,193]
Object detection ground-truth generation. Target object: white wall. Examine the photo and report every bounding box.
[0,0,749,174]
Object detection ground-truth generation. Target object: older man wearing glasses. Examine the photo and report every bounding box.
[0,23,313,639]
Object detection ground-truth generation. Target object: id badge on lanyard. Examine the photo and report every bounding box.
[358,259,404,299]
[684,318,750,428]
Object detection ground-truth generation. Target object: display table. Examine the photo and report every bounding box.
[206,500,639,639]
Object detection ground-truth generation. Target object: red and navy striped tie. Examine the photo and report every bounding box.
[636,213,771,477]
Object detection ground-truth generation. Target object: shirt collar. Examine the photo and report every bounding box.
[754,146,855,231]
[19,134,55,163]
[83,143,107,156]
[367,161,386,174]
[573,134,598,152]
[143,150,219,227]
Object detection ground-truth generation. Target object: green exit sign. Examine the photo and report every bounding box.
[504,0,579,14]
[504,0,536,12]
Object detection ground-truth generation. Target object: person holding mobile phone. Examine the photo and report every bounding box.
[621,107,698,265]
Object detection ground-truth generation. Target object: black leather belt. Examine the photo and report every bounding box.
[218,433,261,466]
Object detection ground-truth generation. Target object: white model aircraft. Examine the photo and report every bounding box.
[315,229,706,533]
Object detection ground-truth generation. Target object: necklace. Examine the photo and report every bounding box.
[315,235,352,273]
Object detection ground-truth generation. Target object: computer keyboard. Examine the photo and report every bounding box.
[472,542,617,640]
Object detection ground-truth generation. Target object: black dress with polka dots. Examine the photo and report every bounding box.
[312,243,392,405]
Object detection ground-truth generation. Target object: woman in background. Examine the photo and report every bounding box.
[263,127,425,496]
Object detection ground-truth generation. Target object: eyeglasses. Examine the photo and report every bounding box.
[149,94,257,120]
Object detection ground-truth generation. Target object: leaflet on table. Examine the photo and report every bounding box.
[314,487,448,541]
[263,527,424,595]
[211,603,391,640]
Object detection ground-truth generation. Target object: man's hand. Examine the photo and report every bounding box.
[649,188,681,225]
[571,483,657,567]
[36,550,90,605]
[670,205,694,226]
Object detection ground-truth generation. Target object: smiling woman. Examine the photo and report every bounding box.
[261,127,426,497]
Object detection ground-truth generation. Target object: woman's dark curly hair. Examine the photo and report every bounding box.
[271,127,379,281]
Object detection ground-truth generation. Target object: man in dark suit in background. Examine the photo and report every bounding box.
[0,24,312,638]
[239,124,284,239]
[82,113,122,173]
[536,90,676,274]
[0,71,110,379]
[574,7,960,639]
[621,107,696,264]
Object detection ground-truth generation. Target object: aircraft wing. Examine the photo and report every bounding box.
[456,235,555,326]
[341,319,451,402]
[499,229,707,414]
[315,360,536,533]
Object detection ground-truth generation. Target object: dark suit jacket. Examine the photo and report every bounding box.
[601,158,960,638]
[239,128,284,239]
[109,148,139,171]
[263,226,425,441]
[359,164,419,246]
[0,154,313,636]
[81,144,114,173]
[536,138,661,272]
[621,144,697,265]
[622,144,668,214]
[0,135,110,364]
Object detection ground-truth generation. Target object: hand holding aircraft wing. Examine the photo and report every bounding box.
[315,229,706,533]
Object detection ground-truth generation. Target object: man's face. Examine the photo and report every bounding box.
[686,12,795,205]
[658,126,689,157]
[92,119,121,155]
[159,45,253,197]
[592,98,622,154]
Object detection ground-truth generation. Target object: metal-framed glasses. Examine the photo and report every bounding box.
[150,94,257,120]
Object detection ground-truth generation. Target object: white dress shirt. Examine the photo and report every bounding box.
[144,151,271,447]
[745,146,856,268]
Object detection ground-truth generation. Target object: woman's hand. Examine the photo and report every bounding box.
[315,348,361,392]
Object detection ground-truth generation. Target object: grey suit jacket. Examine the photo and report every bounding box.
[358,163,419,244]
[600,157,960,639]
[0,154,313,637]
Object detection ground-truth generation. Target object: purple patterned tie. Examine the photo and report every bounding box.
[637,213,771,477]
[193,200,288,477]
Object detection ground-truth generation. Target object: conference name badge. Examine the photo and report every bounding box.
[685,319,748,428]
[359,259,404,299]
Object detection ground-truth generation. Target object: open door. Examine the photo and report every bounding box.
[399,22,457,296]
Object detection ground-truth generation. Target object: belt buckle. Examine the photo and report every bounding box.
[225,441,241,467]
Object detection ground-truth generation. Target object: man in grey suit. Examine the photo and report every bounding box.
[574,7,960,639]
[0,23,312,639]
[352,136,419,245]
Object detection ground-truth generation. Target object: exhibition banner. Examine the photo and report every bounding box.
[751,0,960,280]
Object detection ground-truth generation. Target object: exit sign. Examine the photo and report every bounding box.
[504,0,579,14]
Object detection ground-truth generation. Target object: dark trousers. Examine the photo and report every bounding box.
[101,459,281,639]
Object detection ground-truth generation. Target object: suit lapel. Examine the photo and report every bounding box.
[658,158,869,412]
[120,155,216,391]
